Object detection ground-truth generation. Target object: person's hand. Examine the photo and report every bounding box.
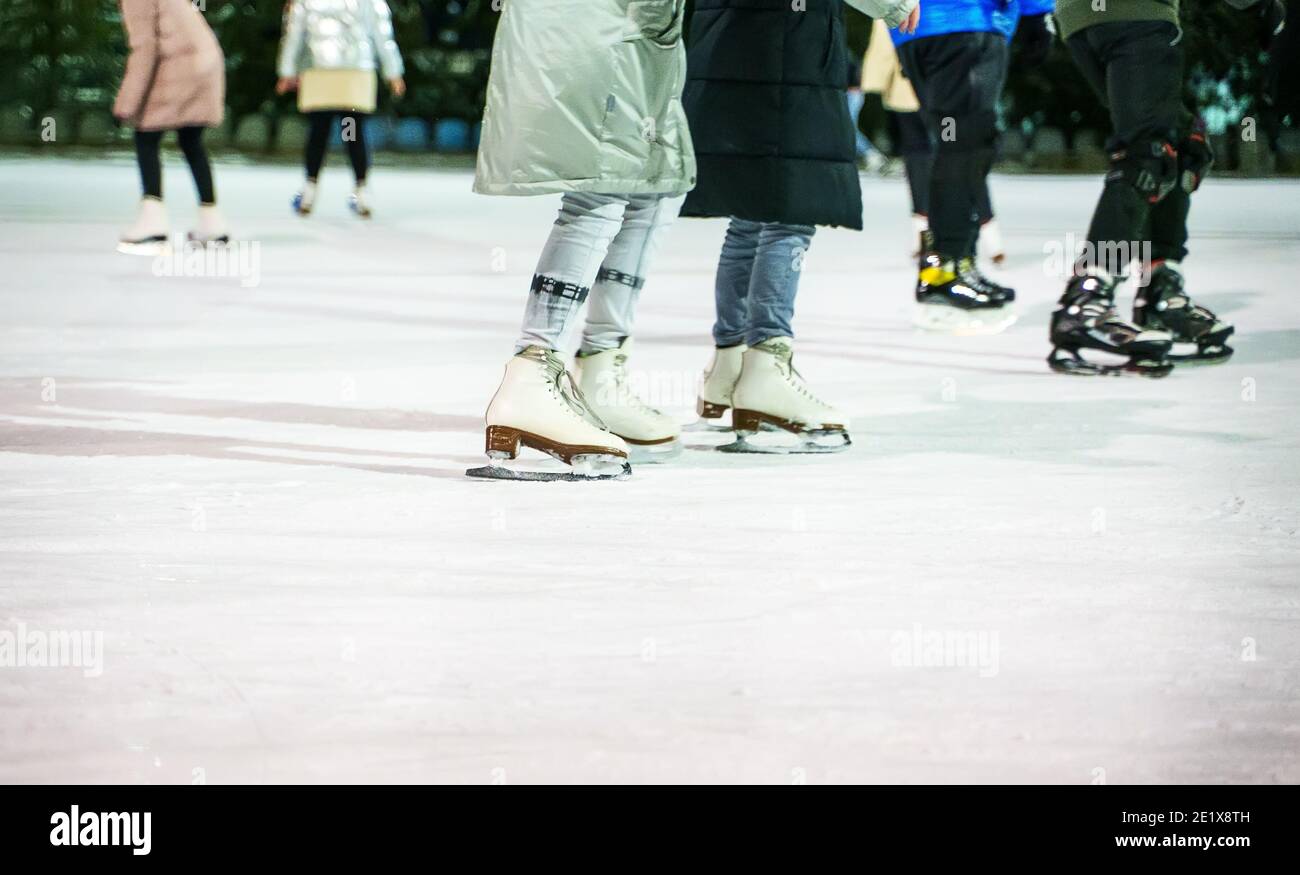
[275,76,298,95]
[389,77,406,98]
[896,2,920,35]
[1259,0,1286,50]
[1015,14,1054,67]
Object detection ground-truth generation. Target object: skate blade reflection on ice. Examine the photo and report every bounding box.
[466,451,631,482]
[913,303,1017,336]
[626,439,682,464]
[683,415,780,434]
[185,234,232,248]
[116,237,172,257]
[683,417,735,433]
[716,427,851,455]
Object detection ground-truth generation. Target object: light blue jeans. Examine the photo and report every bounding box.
[712,218,816,348]
[518,191,681,354]
[845,89,876,160]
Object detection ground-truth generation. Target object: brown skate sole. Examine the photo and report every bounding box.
[731,409,846,435]
[486,425,627,465]
[697,399,729,419]
[622,434,677,446]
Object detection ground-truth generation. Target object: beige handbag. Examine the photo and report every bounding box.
[298,69,378,114]
[861,20,921,113]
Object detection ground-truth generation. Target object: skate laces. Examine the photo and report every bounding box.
[1061,289,1133,338]
[957,257,1011,299]
[609,353,661,415]
[1083,301,1134,336]
[766,345,832,409]
[531,348,612,431]
[1139,267,1220,338]
[957,257,991,288]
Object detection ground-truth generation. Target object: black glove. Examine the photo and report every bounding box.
[1179,131,1215,193]
[1015,14,1054,68]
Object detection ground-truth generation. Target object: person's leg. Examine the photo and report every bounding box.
[122,129,169,248]
[1072,21,1184,277]
[340,113,370,184]
[973,39,1009,231]
[745,222,817,347]
[1132,112,1231,362]
[712,219,763,347]
[176,127,216,205]
[975,173,994,226]
[885,109,902,157]
[575,194,685,452]
[1048,22,1184,377]
[483,192,634,472]
[728,222,845,443]
[579,194,683,355]
[846,90,872,160]
[899,33,1001,259]
[1147,184,1190,264]
[304,112,333,181]
[1147,110,1202,265]
[134,129,164,199]
[697,218,761,420]
[517,192,629,353]
[896,111,934,217]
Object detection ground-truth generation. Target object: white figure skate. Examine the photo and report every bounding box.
[723,337,850,453]
[689,343,747,432]
[574,339,681,463]
[117,197,171,256]
[292,181,317,216]
[187,204,230,247]
[349,184,372,219]
[467,346,631,481]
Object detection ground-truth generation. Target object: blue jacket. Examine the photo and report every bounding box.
[890,0,1055,46]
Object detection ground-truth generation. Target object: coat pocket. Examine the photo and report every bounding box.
[622,0,684,47]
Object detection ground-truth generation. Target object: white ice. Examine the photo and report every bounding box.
[1,156,1297,784]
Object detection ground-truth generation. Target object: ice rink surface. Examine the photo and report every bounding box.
[1,156,1297,783]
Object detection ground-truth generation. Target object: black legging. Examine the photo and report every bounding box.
[305,111,369,183]
[135,127,216,205]
[893,110,933,217]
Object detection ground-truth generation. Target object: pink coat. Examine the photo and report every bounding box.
[114,0,226,131]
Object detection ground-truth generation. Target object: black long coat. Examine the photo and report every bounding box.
[681,0,864,230]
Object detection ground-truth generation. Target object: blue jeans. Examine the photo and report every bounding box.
[845,90,875,160]
[712,218,816,348]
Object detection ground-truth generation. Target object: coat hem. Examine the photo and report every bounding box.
[473,178,696,198]
[131,118,224,132]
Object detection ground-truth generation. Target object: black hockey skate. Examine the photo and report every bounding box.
[914,252,1016,335]
[1048,272,1174,377]
[1133,261,1234,364]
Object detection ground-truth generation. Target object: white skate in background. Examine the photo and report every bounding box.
[688,343,746,432]
[575,339,681,463]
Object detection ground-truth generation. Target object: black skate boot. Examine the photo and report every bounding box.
[1048,271,1174,377]
[913,232,1016,335]
[961,245,1008,304]
[1133,261,1234,364]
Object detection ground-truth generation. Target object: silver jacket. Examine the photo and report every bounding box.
[277,0,404,79]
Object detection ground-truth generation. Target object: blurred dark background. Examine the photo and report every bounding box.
[0,0,1295,172]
